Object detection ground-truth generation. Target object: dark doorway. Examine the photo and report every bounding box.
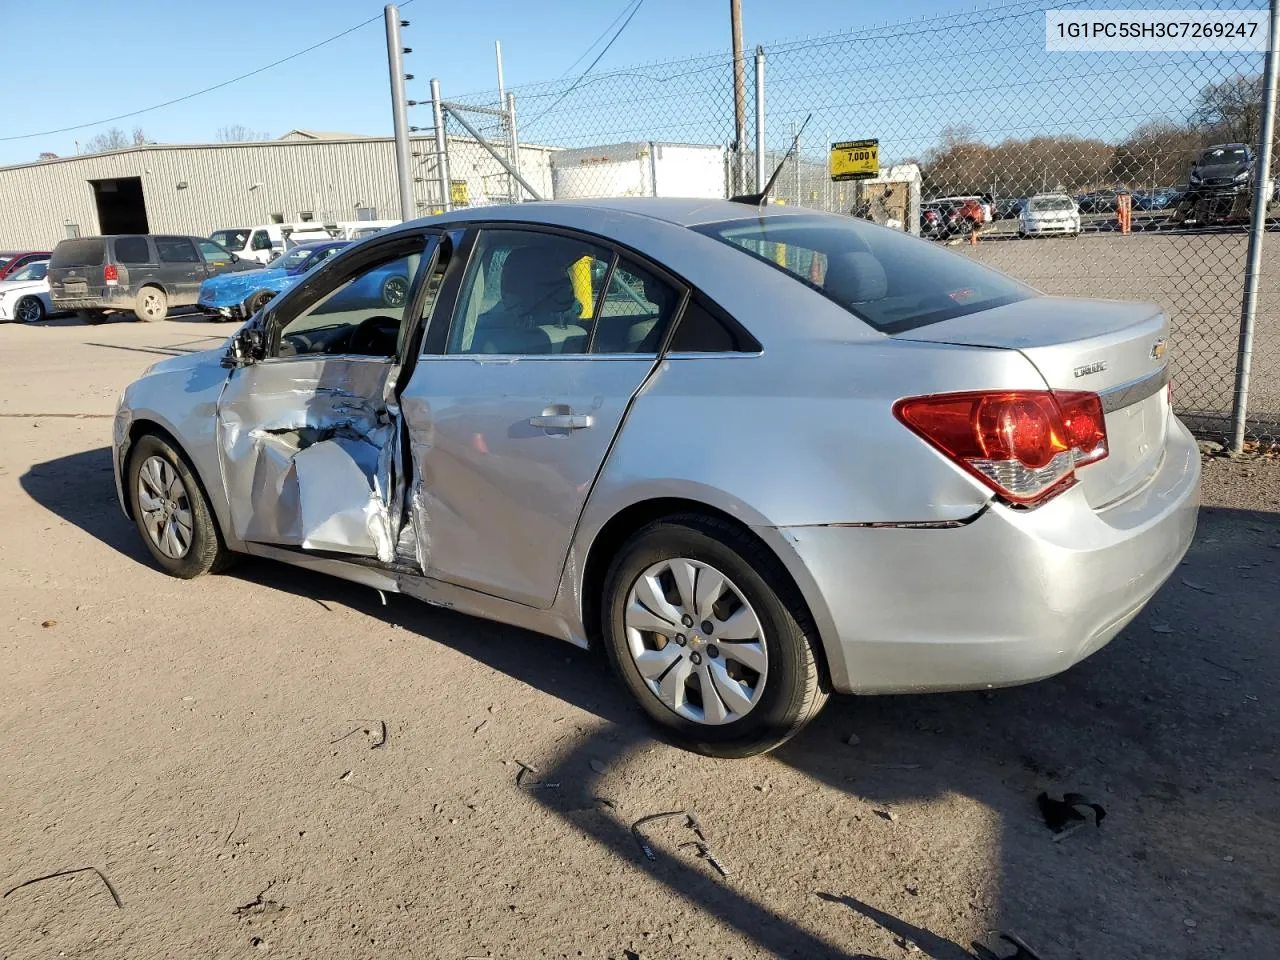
[91,177,149,234]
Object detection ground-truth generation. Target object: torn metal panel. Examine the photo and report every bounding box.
[216,359,399,560]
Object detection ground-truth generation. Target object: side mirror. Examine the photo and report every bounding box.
[220,325,266,368]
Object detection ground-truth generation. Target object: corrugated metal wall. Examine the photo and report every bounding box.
[0,137,556,247]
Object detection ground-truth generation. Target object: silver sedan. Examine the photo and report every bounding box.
[113,199,1200,757]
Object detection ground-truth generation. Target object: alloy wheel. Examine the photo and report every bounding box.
[16,298,42,323]
[141,291,164,319]
[624,557,768,725]
[136,455,193,559]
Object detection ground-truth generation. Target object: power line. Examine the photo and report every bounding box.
[523,0,646,131]
[1,1,415,143]
[558,0,642,79]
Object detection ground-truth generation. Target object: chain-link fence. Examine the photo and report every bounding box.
[427,0,1279,445]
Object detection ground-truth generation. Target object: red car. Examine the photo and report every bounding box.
[0,251,51,281]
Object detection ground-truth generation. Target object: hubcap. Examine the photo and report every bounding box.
[136,456,193,559]
[143,293,162,318]
[623,557,768,726]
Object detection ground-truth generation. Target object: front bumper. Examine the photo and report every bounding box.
[1023,219,1079,235]
[198,300,246,321]
[776,414,1201,695]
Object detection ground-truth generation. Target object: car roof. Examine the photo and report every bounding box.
[292,239,348,251]
[400,197,824,232]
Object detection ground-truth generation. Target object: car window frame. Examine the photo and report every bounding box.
[113,235,154,265]
[258,230,440,364]
[422,222,714,362]
[197,239,234,264]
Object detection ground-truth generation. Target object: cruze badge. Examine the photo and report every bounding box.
[1150,338,1168,360]
[1073,360,1108,378]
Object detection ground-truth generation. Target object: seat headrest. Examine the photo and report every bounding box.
[822,251,888,304]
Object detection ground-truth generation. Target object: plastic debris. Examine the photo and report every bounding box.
[630,811,729,878]
[3,866,122,909]
[1037,792,1106,841]
[971,932,1043,960]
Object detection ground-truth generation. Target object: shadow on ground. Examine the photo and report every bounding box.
[21,446,1280,959]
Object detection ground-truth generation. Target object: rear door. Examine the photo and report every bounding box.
[400,226,684,607]
[153,236,203,305]
[47,237,107,305]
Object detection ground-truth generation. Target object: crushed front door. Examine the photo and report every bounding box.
[215,234,436,560]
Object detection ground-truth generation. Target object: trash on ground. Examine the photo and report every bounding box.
[971,931,1043,959]
[630,810,730,878]
[329,720,387,749]
[3,866,122,908]
[514,760,558,790]
[1037,792,1106,840]
[589,759,608,774]
[844,733,861,746]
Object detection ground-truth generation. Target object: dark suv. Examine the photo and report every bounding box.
[48,235,258,322]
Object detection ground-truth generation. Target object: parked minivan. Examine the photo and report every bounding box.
[48,235,258,323]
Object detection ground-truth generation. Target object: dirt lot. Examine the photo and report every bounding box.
[1,316,1278,960]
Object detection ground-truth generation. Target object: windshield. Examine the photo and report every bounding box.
[693,214,1034,334]
[51,238,105,267]
[210,229,250,250]
[275,246,323,272]
[1200,146,1249,164]
[9,261,48,281]
[1028,196,1074,212]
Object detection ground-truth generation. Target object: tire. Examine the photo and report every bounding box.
[134,286,168,322]
[601,514,829,758]
[15,296,45,323]
[77,310,107,325]
[127,433,229,578]
[245,290,276,316]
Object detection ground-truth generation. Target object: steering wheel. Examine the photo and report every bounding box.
[346,315,400,356]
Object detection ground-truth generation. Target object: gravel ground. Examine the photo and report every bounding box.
[1,317,1278,960]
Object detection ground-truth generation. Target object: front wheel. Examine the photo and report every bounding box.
[245,290,276,317]
[15,296,46,323]
[134,286,168,322]
[602,515,828,758]
[127,433,229,578]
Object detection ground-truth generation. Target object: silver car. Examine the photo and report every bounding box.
[112,199,1200,757]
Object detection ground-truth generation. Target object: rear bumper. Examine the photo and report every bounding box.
[52,286,136,312]
[1023,220,1079,235]
[773,414,1201,695]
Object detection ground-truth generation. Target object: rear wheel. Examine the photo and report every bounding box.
[134,286,168,322]
[127,433,228,578]
[602,515,828,758]
[15,296,45,323]
[245,290,276,316]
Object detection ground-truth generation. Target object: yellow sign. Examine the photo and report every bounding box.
[450,179,470,207]
[830,139,879,182]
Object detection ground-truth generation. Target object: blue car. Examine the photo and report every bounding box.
[197,240,349,321]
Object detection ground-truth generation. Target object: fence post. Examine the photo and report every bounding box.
[430,79,453,213]
[507,93,525,202]
[384,5,414,221]
[754,45,766,192]
[1230,0,1280,453]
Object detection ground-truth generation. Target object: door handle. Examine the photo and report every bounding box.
[529,412,593,430]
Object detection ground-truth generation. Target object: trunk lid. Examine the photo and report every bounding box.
[897,297,1171,508]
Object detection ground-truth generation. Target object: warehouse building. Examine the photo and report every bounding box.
[0,131,556,248]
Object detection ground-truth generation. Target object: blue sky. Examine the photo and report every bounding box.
[0,0,981,164]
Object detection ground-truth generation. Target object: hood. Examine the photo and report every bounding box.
[202,266,286,293]
[143,344,230,378]
[0,279,46,296]
[1194,160,1249,179]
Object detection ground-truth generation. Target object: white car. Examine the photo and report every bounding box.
[1019,194,1081,237]
[0,259,54,322]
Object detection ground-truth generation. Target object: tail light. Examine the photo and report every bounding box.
[104,263,119,285]
[894,389,1109,505]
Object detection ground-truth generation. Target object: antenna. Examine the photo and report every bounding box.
[730,113,812,207]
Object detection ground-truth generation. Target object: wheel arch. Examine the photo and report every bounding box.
[120,418,225,552]
[576,496,837,689]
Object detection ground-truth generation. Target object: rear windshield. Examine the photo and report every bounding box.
[50,238,106,267]
[210,229,250,250]
[1028,196,1074,212]
[693,214,1034,333]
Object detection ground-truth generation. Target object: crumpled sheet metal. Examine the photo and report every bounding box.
[217,364,398,560]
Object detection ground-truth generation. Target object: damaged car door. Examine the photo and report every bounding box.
[400,226,684,607]
[215,233,438,561]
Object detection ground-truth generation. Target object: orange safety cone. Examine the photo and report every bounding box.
[968,226,979,246]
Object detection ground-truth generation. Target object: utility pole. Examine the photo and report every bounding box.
[731,0,746,195]
[496,40,516,203]
[384,5,414,221]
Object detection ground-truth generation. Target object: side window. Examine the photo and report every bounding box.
[114,236,151,264]
[198,240,230,264]
[446,229,610,356]
[668,296,758,353]
[590,259,680,354]
[275,246,424,360]
[155,237,199,263]
[251,230,272,251]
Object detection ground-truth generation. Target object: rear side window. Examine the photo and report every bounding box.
[50,238,105,267]
[114,236,151,264]
[669,296,759,353]
[155,237,199,263]
[693,215,1034,334]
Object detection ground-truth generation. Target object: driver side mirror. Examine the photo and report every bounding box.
[221,325,266,368]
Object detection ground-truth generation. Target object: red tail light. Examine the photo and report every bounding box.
[893,389,1109,505]
[103,263,118,283]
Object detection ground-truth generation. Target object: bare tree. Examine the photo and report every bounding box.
[216,125,271,143]
[132,126,148,145]
[82,127,131,153]
[1190,73,1264,145]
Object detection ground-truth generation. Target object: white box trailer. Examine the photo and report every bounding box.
[551,142,726,200]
